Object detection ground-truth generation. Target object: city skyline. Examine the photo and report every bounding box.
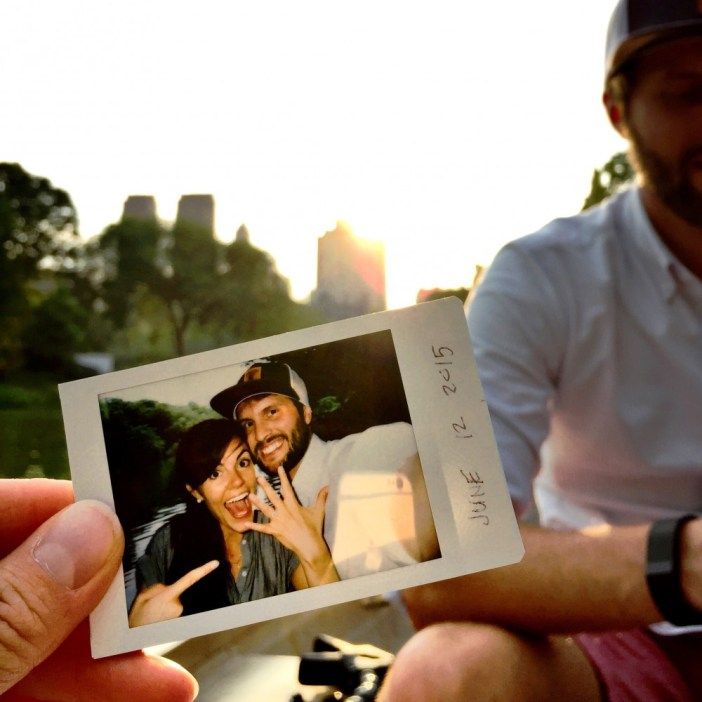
[2,1,625,308]
[119,192,388,314]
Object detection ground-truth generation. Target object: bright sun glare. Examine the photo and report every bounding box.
[1,1,624,309]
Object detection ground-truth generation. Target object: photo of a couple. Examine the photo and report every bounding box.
[100,330,441,627]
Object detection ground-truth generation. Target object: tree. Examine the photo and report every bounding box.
[164,220,221,355]
[208,230,329,344]
[581,152,635,211]
[0,163,79,372]
[211,234,300,341]
[0,162,77,269]
[98,217,220,357]
[21,284,90,372]
[98,217,163,327]
[96,218,320,361]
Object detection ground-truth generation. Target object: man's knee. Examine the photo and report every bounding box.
[401,583,451,629]
[401,584,432,629]
[380,622,527,701]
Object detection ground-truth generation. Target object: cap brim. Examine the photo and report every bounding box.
[608,21,702,80]
[210,379,299,419]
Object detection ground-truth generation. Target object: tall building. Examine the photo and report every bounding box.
[122,195,157,221]
[176,194,215,235]
[312,221,386,320]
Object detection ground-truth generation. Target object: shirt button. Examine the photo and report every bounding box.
[242,539,247,546]
[241,569,247,576]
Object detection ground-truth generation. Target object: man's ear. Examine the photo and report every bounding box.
[603,91,629,137]
[186,484,204,503]
[303,405,312,426]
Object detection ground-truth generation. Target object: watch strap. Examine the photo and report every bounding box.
[646,514,702,627]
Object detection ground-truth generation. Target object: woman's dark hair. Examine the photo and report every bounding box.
[167,418,246,615]
[174,418,245,490]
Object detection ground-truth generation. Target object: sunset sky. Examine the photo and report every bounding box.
[2,1,625,308]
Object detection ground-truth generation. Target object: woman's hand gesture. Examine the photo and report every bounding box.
[128,560,219,627]
[245,467,339,586]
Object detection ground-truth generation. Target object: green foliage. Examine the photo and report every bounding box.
[0,383,45,409]
[0,407,68,479]
[99,217,164,327]
[209,237,320,343]
[0,163,79,373]
[108,286,178,367]
[0,371,67,479]
[582,152,635,211]
[96,217,325,362]
[98,217,215,356]
[315,395,343,416]
[0,162,77,272]
[21,284,90,371]
[100,397,218,526]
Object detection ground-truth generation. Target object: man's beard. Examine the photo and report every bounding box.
[629,124,702,227]
[280,419,312,475]
[255,414,312,476]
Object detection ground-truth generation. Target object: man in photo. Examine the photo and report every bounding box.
[210,359,439,579]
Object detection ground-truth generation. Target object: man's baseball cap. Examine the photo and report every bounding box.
[210,360,310,419]
[606,0,702,82]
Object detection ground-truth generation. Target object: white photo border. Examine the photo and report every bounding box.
[59,297,523,658]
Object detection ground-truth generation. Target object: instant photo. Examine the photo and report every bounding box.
[60,298,523,657]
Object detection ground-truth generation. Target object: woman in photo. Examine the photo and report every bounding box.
[128,418,337,627]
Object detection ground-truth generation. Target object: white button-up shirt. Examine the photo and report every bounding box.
[468,187,702,529]
[292,423,426,579]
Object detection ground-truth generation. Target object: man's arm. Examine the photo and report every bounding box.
[405,519,702,634]
[402,453,440,563]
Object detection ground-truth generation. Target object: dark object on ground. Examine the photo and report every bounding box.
[294,633,394,701]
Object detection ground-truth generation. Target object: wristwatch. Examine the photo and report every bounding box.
[646,514,702,626]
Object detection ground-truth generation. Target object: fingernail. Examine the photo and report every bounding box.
[33,500,121,590]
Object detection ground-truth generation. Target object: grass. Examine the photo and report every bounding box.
[0,371,70,479]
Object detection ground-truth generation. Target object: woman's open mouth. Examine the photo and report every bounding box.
[225,492,251,519]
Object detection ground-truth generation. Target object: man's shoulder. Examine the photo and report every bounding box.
[475,188,636,305]
[330,422,417,461]
[336,421,414,442]
[509,188,632,263]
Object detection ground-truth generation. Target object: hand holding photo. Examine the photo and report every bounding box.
[59,297,523,657]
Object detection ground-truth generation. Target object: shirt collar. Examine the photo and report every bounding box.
[625,187,702,303]
[291,434,327,505]
[626,188,679,303]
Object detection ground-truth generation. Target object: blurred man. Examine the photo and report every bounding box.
[211,360,439,579]
[381,2,702,700]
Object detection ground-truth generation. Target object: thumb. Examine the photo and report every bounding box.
[0,500,123,695]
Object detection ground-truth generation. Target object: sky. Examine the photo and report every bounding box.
[2,1,625,309]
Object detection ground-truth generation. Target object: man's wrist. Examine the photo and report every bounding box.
[679,517,702,611]
[646,515,702,626]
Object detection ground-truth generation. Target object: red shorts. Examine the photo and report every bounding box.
[574,630,693,702]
